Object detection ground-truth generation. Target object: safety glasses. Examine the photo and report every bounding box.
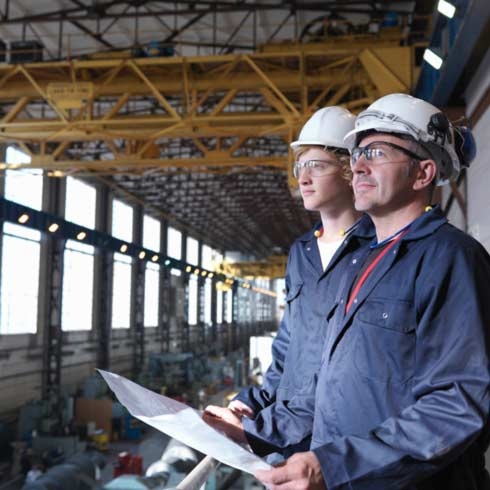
[293,159,342,179]
[350,141,422,168]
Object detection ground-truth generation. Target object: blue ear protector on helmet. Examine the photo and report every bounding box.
[454,126,476,169]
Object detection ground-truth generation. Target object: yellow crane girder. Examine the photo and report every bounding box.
[217,255,288,280]
[0,36,418,177]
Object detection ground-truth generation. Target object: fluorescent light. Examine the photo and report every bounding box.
[423,48,443,70]
[437,0,456,18]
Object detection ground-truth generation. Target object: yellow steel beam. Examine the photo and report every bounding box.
[218,255,288,279]
[0,155,288,172]
[358,48,410,95]
[0,38,418,175]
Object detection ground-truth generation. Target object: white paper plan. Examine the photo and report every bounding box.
[98,369,272,474]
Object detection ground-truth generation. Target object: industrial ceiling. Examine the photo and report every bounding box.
[0,1,438,261]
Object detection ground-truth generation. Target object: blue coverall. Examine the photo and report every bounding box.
[310,206,490,489]
[234,214,375,456]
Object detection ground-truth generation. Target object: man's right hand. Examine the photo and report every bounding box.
[228,399,255,418]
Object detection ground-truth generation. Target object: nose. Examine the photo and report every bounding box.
[351,153,369,174]
[298,167,312,183]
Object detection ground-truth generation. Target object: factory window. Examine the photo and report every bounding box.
[201,245,214,270]
[167,226,182,259]
[188,274,198,325]
[226,289,233,323]
[143,215,160,327]
[167,226,182,276]
[0,147,41,334]
[112,253,132,329]
[111,199,133,328]
[4,147,42,209]
[144,262,159,327]
[216,289,223,324]
[62,178,96,331]
[143,215,160,252]
[65,177,96,228]
[112,198,133,242]
[204,278,212,325]
[0,224,40,334]
[62,241,94,331]
[186,236,199,266]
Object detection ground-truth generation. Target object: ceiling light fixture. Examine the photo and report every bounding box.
[77,231,87,240]
[437,0,456,18]
[423,48,444,70]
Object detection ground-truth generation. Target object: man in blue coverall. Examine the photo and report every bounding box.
[203,107,374,457]
[255,93,490,489]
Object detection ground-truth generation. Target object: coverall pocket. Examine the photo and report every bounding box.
[354,298,416,383]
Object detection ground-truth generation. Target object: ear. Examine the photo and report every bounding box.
[412,159,437,191]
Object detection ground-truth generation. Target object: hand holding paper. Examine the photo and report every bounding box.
[98,369,271,474]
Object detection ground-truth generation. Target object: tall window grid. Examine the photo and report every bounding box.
[143,215,161,327]
[0,147,41,334]
[62,177,96,331]
[111,199,133,329]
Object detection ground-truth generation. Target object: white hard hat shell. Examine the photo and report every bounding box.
[344,93,461,185]
[290,106,356,151]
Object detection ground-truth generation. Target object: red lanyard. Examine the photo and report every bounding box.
[345,229,408,314]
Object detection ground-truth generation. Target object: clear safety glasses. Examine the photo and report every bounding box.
[350,141,422,168]
[293,159,342,179]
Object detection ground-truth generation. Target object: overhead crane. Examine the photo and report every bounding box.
[0,31,422,278]
[0,32,416,182]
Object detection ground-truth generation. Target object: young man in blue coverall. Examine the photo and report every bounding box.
[254,94,490,489]
[203,106,374,457]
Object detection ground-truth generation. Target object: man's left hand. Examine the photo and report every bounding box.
[255,451,326,490]
[202,405,247,444]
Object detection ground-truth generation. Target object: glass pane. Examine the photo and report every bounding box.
[143,215,160,252]
[216,289,223,324]
[112,253,132,328]
[204,278,212,325]
[167,226,182,259]
[4,222,41,241]
[4,147,42,210]
[62,244,94,331]
[0,234,40,334]
[186,236,199,266]
[144,263,159,327]
[226,290,233,323]
[112,199,133,242]
[65,177,96,229]
[201,245,214,270]
[187,275,198,325]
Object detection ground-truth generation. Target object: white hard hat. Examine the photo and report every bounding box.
[344,93,462,185]
[290,106,356,151]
